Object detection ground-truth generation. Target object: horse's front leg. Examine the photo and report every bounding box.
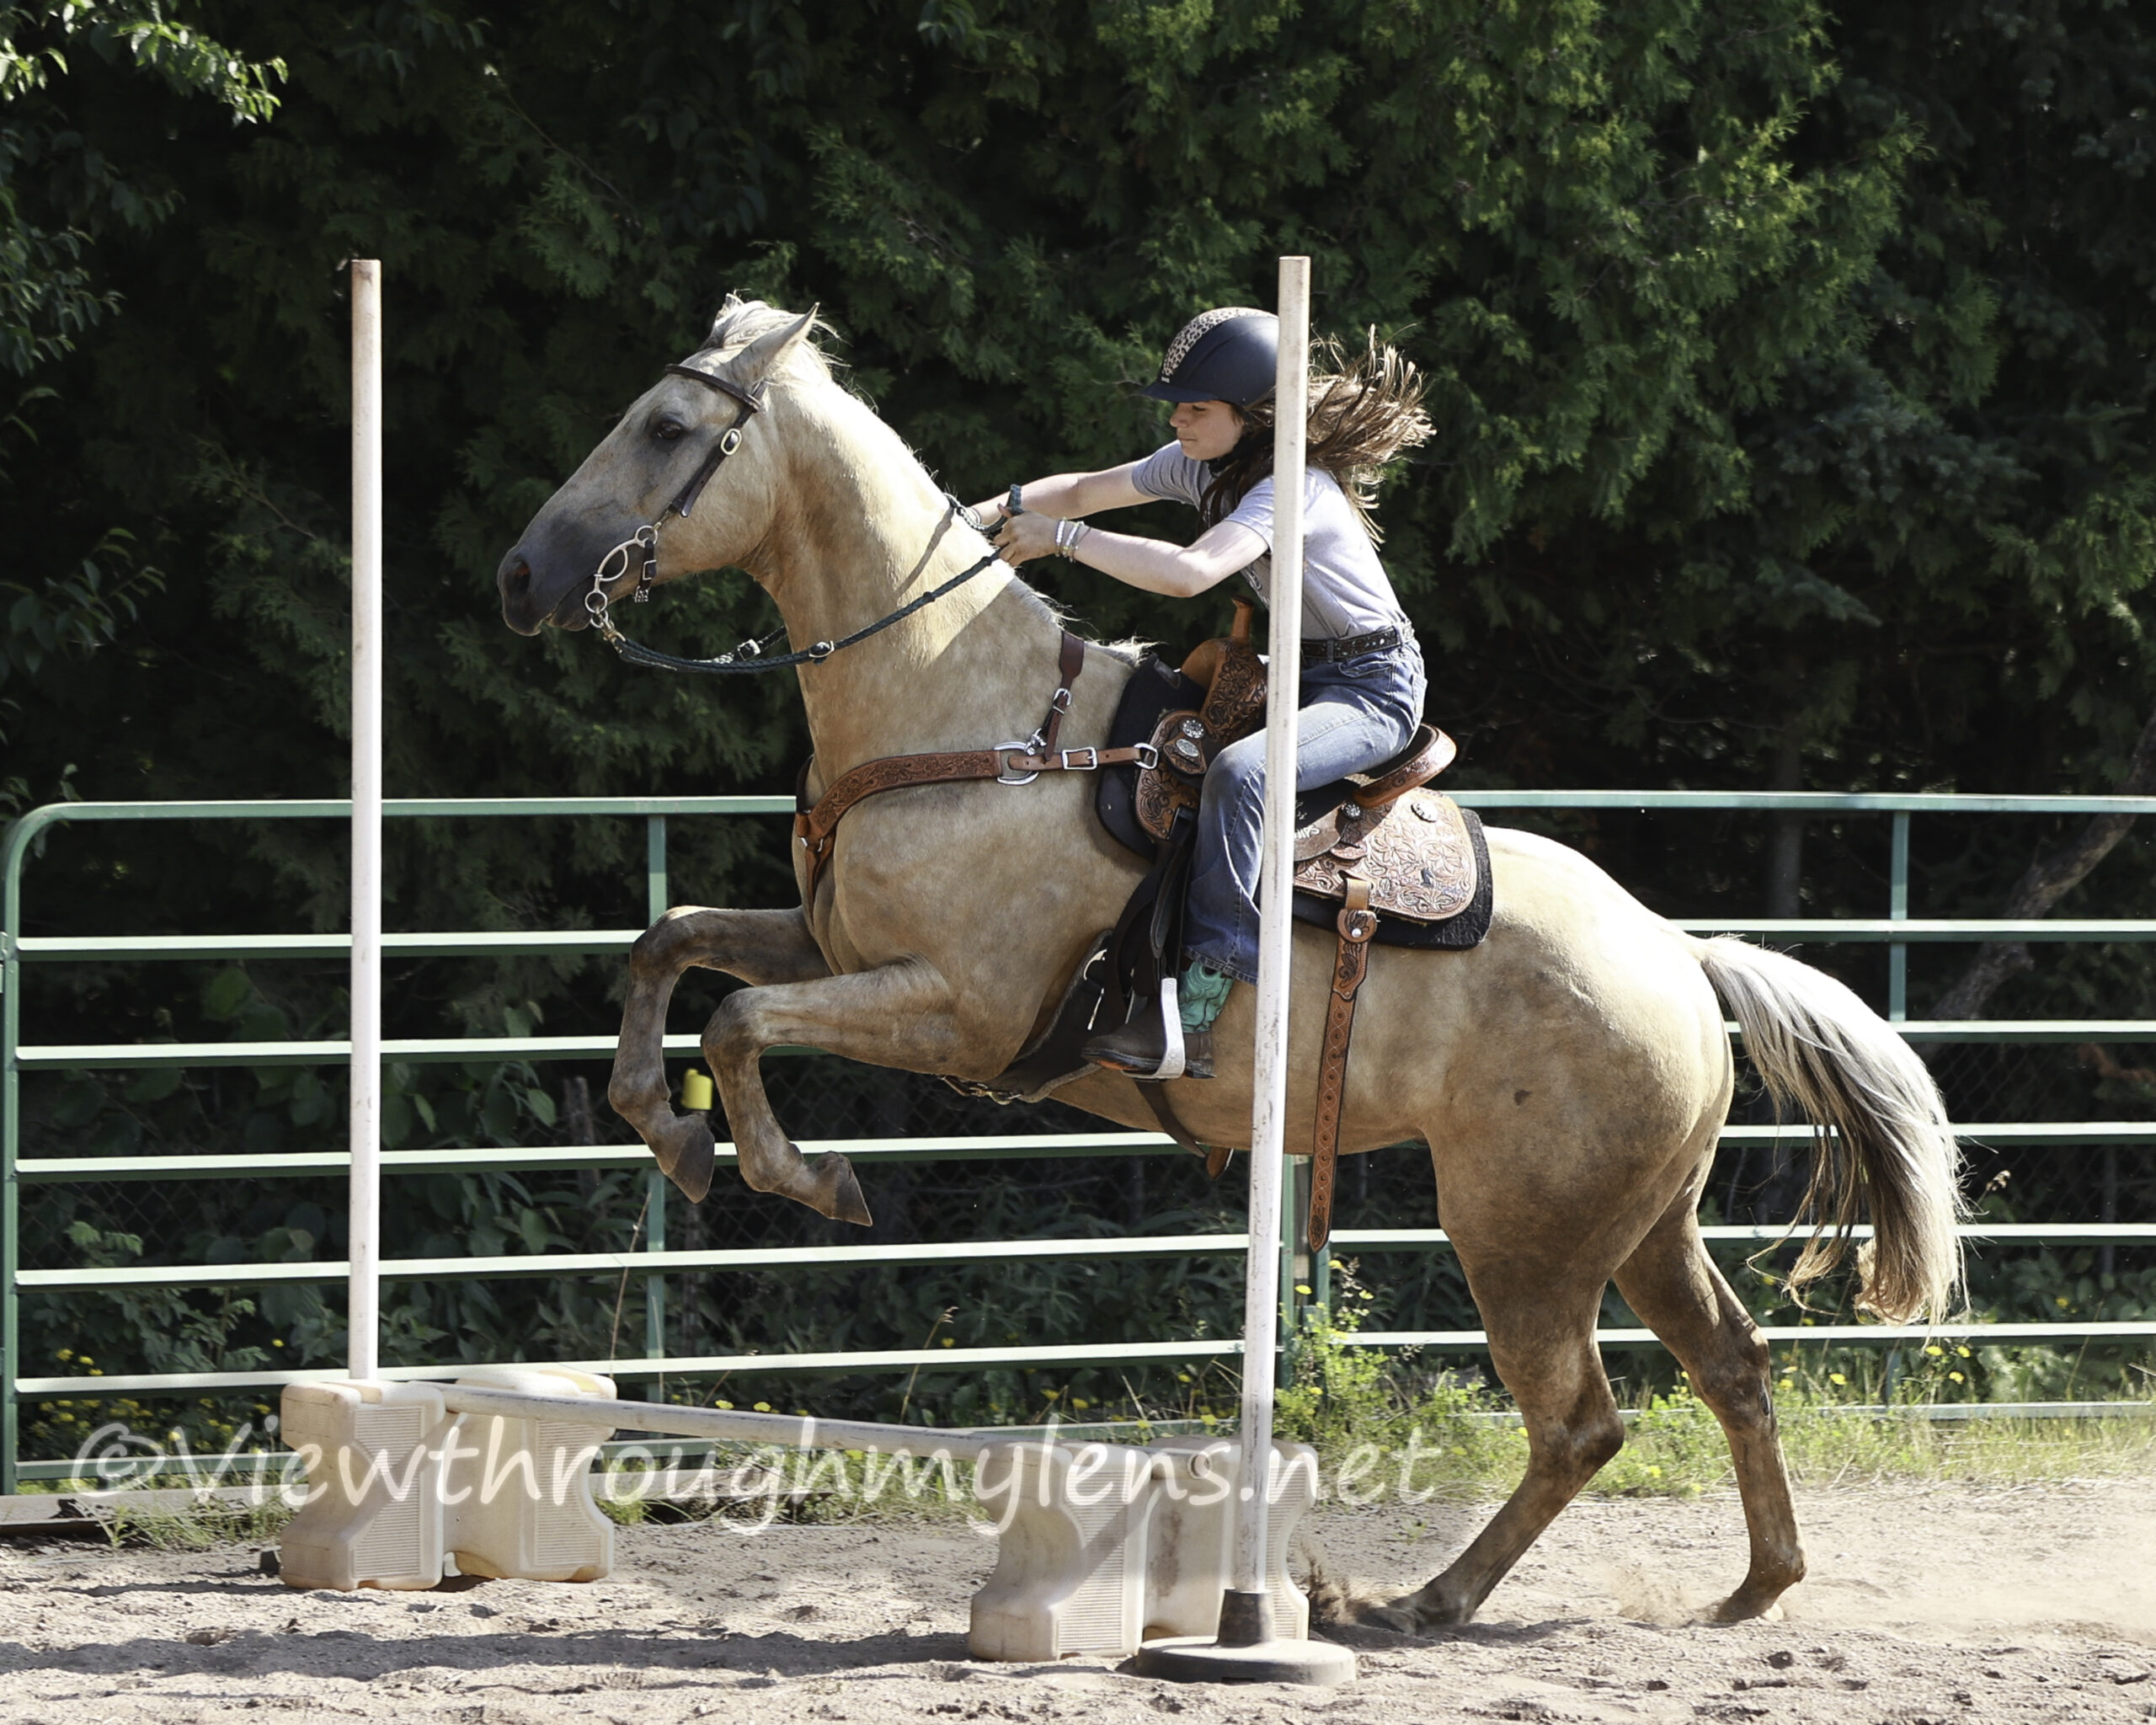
[609,907,831,1204]
[704,958,964,1228]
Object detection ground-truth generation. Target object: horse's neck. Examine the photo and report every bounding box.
[760,389,1064,774]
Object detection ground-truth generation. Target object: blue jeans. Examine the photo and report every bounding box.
[1182,633,1427,983]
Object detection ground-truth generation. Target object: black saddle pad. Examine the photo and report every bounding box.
[1097,654,1203,857]
[1098,654,1492,951]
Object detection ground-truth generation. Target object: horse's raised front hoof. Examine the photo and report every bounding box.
[809,1150,873,1226]
[650,1113,717,1204]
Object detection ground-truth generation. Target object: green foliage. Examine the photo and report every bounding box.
[0,3,281,374]
[3,0,2154,1439]
[3,0,2148,833]
[1,525,163,712]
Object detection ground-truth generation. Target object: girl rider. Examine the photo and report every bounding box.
[982,307,1433,1081]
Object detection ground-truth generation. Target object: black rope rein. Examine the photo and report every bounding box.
[598,546,1002,676]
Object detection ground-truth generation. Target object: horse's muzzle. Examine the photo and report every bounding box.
[497,545,591,635]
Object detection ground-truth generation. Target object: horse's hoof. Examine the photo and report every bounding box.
[654,1114,716,1204]
[817,1152,873,1227]
[1708,1591,1786,1625]
[1377,1589,1470,1632]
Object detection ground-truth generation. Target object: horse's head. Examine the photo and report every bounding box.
[496,298,821,635]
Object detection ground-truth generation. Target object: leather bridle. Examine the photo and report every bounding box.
[574,349,1159,901]
[584,359,765,621]
[581,357,1000,676]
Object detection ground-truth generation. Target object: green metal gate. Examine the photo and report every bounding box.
[5,791,2154,1490]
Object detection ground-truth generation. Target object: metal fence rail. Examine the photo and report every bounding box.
[6,791,2155,1491]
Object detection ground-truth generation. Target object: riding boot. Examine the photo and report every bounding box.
[1083,960,1231,1081]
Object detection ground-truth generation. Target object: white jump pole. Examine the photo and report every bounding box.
[1229,252,1310,1632]
[348,260,384,1383]
[1136,259,1354,1686]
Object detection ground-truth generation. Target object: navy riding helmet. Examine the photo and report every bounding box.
[1138,307,1278,409]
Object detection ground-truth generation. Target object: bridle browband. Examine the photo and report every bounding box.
[582,356,999,676]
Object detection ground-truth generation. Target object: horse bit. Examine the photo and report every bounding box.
[582,358,1000,677]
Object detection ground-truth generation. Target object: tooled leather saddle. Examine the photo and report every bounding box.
[974,602,1491,1252]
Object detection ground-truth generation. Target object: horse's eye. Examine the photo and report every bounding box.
[651,416,686,442]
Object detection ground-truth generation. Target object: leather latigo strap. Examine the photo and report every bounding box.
[1309,876,1376,1253]
[792,633,1154,900]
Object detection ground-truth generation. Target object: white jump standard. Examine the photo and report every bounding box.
[1129,257,1357,1689]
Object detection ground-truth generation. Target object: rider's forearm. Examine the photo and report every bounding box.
[1012,467,1145,517]
[1069,527,1245,599]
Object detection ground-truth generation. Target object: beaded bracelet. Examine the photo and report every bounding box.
[1054,517,1091,559]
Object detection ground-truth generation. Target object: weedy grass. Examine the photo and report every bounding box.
[30,1490,300,1552]
[99,1496,294,1552]
[32,1312,2156,1554]
[1269,1304,2156,1503]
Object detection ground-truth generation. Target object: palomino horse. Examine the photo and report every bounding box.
[497,298,1962,1629]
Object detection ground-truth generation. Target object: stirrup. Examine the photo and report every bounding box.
[1081,1002,1214,1082]
[1155,975,1186,1081]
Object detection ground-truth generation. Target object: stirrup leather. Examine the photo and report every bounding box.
[1309,876,1376,1253]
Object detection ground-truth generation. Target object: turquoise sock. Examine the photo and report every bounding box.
[1178,960,1233,1033]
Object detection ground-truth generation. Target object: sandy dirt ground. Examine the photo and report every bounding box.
[0,1477,2150,1723]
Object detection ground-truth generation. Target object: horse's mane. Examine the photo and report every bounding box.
[698,295,841,382]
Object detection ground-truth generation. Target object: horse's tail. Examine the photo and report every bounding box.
[1693,934,1966,1324]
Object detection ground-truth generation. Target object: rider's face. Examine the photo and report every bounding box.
[1169,398,1243,462]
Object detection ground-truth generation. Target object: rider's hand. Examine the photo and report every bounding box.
[990,508,1059,566]
[969,497,1006,530]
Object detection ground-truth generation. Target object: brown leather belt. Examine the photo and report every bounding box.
[793,632,1157,901]
[1308,876,1375,1253]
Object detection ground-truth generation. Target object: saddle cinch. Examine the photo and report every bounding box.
[971,602,1492,1252]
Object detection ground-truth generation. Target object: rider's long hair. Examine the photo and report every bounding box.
[1198,333,1433,542]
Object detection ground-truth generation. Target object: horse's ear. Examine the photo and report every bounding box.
[725,307,819,385]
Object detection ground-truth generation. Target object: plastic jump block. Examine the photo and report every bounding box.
[968,1431,1315,1660]
[276,1375,1316,1662]
[278,1366,616,1591]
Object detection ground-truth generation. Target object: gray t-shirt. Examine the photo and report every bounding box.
[1130,443,1406,641]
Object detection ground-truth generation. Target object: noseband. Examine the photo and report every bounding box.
[585,360,766,613]
[582,357,998,676]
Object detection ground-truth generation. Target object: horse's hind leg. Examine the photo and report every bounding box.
[1613,1203,1805,1621]
[1377,1282,1625,1630]
[609,908,830,1204]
